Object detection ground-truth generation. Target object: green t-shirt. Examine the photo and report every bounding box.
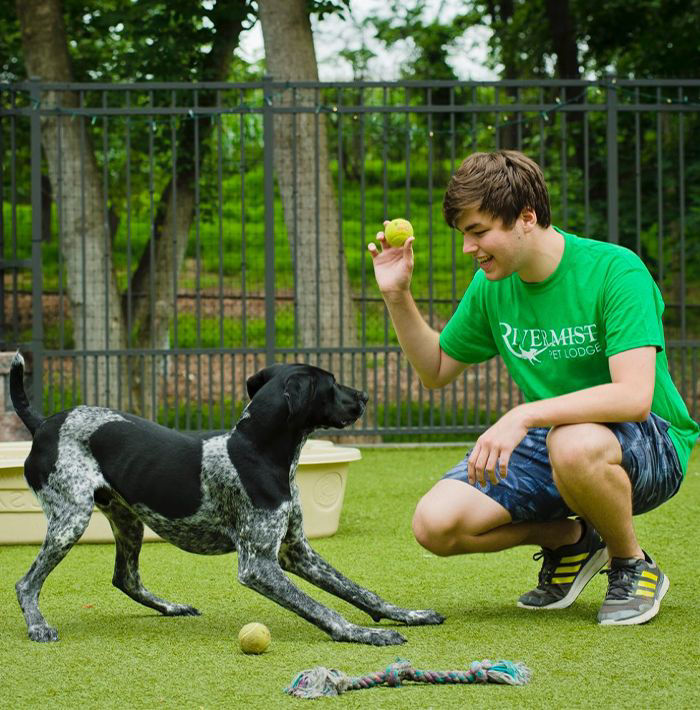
[439,227,699,473]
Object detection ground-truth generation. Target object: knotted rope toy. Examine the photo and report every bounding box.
[284,658,531,698]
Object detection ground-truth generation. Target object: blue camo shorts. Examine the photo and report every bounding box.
[441,412,683,522]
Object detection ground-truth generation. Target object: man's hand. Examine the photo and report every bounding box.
[368,221,415,294]
[468,405,530,486]
[466,347,657,486]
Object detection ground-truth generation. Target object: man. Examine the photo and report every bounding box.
[368,150,698,625]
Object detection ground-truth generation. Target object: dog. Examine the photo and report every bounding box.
[10,353,444,644]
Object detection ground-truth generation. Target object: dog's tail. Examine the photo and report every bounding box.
[9,351,44,436]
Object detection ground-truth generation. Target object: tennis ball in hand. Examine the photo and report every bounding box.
[238,622,271,654]
[384,218,414,247]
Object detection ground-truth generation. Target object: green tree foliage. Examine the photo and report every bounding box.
[577,0,700,78]
[369,1,473,81]
[476,0,700,80]
[1,0,248,81]
[63,0,252,81]
[362,0,698,82]
[1,0,349,83]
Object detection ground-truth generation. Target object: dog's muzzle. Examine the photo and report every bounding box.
[332,388,368,428]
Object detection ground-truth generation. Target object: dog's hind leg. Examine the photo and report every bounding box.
[96,493,200,617]
[16,492,93,642]
[279,536,445,627]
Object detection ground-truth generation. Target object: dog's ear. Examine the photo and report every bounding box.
[283,373,316,422]
[246,364,283,400]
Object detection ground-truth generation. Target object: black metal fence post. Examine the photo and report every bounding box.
[606,75,619,244]
[29,78,44,413]
[263,75,276,367]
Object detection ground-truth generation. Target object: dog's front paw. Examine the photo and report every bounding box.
[162,603,201,617]
[28,624,59,642]
[404,609,445,626]
[333,626,406,646]
[364,628,407,646]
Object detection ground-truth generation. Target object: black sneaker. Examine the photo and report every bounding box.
[598,551,669,625]
[518,519,607,610]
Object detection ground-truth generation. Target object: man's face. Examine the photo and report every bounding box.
[455,208,529,281]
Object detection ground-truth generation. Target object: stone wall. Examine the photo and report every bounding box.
[0,352,32,442]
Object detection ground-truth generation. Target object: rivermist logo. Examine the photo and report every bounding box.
[499,322,602,365]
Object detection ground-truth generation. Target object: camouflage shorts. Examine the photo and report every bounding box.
[441,413,683,522]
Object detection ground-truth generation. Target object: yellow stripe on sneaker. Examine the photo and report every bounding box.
[552,576,576,584]
[636,589,655,598]
[555,565,582,574]
[560,553,588,563]
[638,580,656,590]
[641,570,658,581]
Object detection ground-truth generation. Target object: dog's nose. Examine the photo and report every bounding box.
[358,391,369,405]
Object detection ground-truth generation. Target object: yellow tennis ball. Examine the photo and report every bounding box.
[238,622,271,654]
[384,218,414,247]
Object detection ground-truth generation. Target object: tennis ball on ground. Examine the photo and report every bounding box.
[238,622,271,654]
[384,218,414,247]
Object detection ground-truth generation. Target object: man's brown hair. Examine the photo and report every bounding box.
[442,150,551,229]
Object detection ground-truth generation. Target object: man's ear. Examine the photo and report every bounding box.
[246,364,282,400]
[283,373,316,422]
[520,207,538,231]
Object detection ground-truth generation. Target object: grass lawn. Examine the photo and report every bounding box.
[1,445,699,708]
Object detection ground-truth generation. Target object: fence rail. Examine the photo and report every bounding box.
[1,78,699,439]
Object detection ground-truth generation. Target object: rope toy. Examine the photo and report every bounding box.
[284,658,531,698]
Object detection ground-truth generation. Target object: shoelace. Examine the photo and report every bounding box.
[532,549,557,587]
[599,561,641,600]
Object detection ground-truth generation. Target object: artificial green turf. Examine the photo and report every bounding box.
[1,446,699,708]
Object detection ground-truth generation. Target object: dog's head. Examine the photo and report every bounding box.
[246,363,368,430]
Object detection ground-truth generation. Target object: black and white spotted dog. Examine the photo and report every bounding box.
[10,353,443,645]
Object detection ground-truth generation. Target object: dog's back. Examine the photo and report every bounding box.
[88,414,205,518]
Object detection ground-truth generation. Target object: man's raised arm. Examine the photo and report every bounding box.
[368,226,465,389]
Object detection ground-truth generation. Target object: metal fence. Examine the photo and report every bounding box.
[1,78,699,439]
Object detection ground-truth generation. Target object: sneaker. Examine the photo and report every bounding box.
[597,551,669,626]
[518,518,607,610]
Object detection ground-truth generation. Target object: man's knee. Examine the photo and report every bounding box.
[412,492,486,557]
[412,498,453,556]
[547,424,623,484]
[412,479,512,556]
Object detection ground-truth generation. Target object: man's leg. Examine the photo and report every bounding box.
[413,427,607,611]
[546,423,642,559]
[547,421,677,625]
[412,480,582,556]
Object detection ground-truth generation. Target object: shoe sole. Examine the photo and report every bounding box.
[517,546,608,611]
[598,574,670,626]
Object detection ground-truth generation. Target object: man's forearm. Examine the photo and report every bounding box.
[520,347,656,428]
[520,382,652,429]
[382,290,451,388]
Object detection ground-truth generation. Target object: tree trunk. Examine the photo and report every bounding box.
[17,0,126,407]
[487,0,519,149]
[544,0,580,82]
[258,0,360,385]
[544,0,583,170]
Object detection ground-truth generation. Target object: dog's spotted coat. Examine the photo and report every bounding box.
[11,354,444,644]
